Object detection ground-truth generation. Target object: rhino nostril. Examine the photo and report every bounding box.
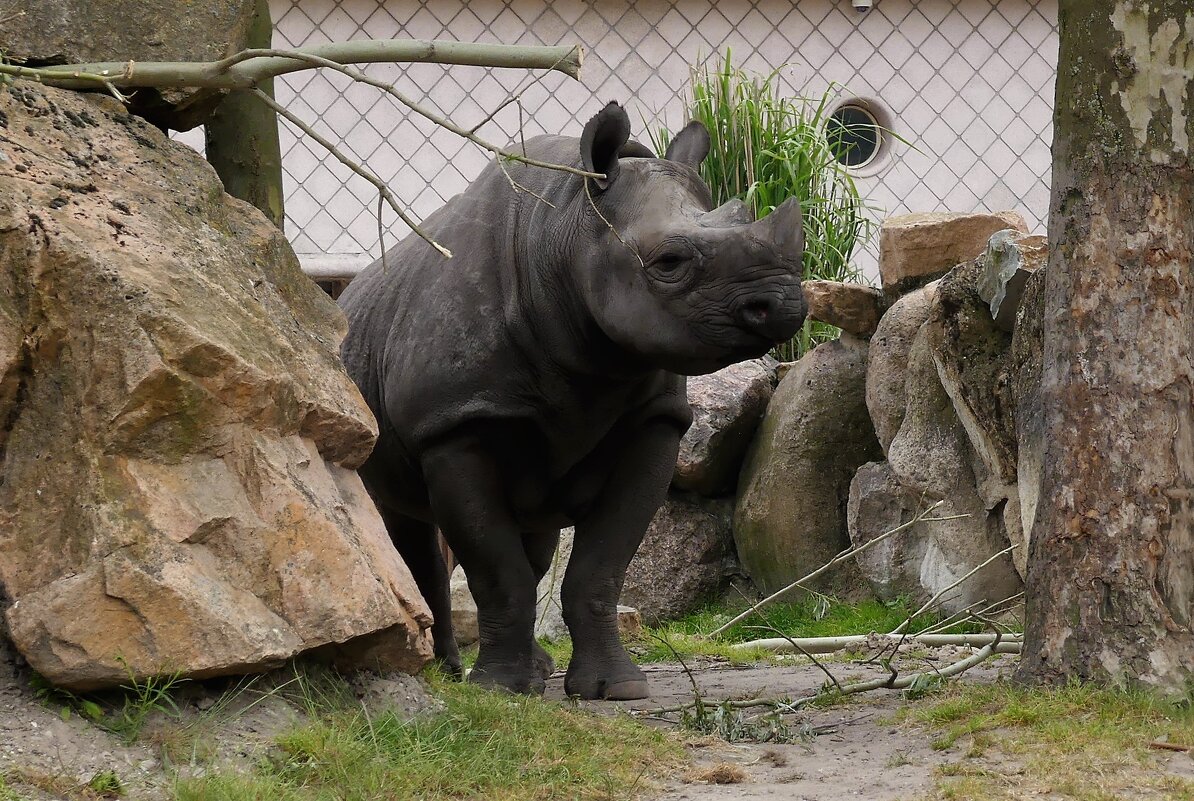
[740,298,774,328]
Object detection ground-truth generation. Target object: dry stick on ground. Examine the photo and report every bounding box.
[639,628,1008,719]
[706,501,955,638]
[749,623,843,693]
[729,632,1021,654]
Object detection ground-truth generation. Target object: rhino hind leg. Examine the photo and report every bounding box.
[380,506,463,679]
[524,529,561,680]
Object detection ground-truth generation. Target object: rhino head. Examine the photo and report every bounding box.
[570,102,808,376]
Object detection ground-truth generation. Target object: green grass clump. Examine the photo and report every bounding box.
[632,596,966,664]
[905,680,1194,800]
[175,675,681,801]
[650,49,876,360]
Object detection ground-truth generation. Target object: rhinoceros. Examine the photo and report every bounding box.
[339,102,806,699]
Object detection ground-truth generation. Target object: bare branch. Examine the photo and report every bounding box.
[889,544,1018,635]
[251,88,451,258]
[706,500,947,638]
[729,632,1021,655]
[13,40,583,90]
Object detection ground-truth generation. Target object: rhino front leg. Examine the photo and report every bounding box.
[422,436,542,694]
[563,418,681,700]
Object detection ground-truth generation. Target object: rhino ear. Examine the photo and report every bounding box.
[581,101,632,190]
[664,121,711,168]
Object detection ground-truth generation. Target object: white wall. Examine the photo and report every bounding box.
[263,0,1057,283]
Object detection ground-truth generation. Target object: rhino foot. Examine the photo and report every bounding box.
[564,662,649,700]
[468,661,546,696]
[533,642,556,680]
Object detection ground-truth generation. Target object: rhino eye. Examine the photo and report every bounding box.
[652,250,689,271]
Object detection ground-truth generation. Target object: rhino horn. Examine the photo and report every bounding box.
[755,196,804,260]
[699,198,755,227]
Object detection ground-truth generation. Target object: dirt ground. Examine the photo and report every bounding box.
[2,634,1191,800]
[547,656,1013,801]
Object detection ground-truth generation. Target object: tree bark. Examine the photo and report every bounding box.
[1018,1,1194,693]
[205,0,284,230]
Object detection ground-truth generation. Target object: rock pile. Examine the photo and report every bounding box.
[732,213,1042,614]
[0,83,432,690]
[846,216,1044,611]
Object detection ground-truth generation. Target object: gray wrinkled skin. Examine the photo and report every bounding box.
[339,103,806,699]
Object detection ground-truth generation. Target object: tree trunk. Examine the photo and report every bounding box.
[1018,2,1194,693]
[205,0,285,230]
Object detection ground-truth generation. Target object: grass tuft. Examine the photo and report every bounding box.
[907,680,1194,800]
[175,674,681,801]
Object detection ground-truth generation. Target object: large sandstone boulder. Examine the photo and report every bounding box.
[734,336,882,596]
[0,83,432,690]
[0,0,256,130]
[879,211,1028,298]
[674,359,776,496]
[622,493,737,624]
[866,282,938,452]
[802,280,885,338]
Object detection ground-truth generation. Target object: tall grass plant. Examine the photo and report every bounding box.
[652,51,875,360]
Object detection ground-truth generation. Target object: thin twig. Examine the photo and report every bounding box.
[251,88,450,258]
[641,632,1006,719]
[889,544,1019,635]
[376,193,387,273]
[584,178,643,266]
[730,632,1021,654]
[221,49,601,180]
[707,501,947,638]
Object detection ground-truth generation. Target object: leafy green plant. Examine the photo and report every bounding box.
[651,50,876,360]
[87,770,125,799]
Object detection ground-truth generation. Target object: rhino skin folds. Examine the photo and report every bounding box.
[339,102,807,699]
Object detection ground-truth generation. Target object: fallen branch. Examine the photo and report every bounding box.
[639,630,1008,719]
[706,501,949,638]
[918,592,1025,637]
[730,632,1021,655]
[4,40,583,90]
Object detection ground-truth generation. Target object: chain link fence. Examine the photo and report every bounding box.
[263,0,1057,281]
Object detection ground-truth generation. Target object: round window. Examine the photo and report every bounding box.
[827,103,883,169]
